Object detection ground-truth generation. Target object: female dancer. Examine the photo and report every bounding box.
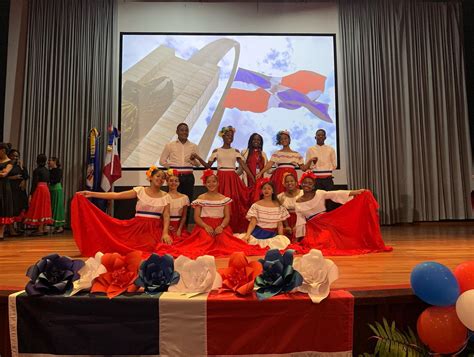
[166,169,190,242]
[239,133,268,189]
[7,149,29,235]
[155,169,266,258]
[277,172,303,241]
[208,126,255,233]
[71,166,171,256]
[24,154,53,235]
[48,157,65,233]
[238,179,291,250]
[0,143,14,240]
[256,130,305,194]
[291,171,392,255]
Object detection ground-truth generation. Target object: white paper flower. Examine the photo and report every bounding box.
[168,255,222,295]
[70,252,107,296]
[293,249,338,303]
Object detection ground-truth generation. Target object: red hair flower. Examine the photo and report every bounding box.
[166,168,179,178]
[298,170,317,186]
[218,252,262,296]
[201,169,216,184]
[91,251,142,299]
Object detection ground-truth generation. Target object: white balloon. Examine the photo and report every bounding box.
[456,289,474,330]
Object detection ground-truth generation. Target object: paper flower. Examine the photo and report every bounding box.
[255,249,303,300]
[91,251,141,298]
[293,249,339,303]
[70,252,107,296]
[25,253,85,296]
[168,255,222,295]
[134,253,180,294]
[219,252,262,296]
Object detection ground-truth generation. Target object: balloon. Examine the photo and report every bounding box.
[417,306,467,354]
[454,261,474,293]
[456,290,474,330]
[410,262,460,306]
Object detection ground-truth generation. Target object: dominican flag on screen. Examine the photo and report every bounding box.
[224,68,333,123]
[9,290,353,356]
[101,125,122,192]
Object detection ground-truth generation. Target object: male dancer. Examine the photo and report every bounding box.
[305,129,336,191]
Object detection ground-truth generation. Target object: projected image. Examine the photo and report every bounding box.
[120,34,337,168]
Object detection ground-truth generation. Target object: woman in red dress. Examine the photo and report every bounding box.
[238,133,268,202]
[71,167,171,256]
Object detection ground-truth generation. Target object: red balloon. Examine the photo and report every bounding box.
[417,306,467,354]
[454,261,474,293]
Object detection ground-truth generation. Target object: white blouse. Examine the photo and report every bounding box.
[270,150,304,167]
[277,190,303,213]
[169,195,190,220]
[133,186,170,219]
[208,148,243,169]
[294,190,353,237]
[192,197,233,218]
[246,203,290,229]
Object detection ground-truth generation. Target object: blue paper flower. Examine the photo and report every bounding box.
[255,249,303,300]
[134,253,180,294]
[25,253,85,296]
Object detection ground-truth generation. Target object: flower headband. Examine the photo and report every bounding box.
[201,169,216,184]
[256,177,271,193]
[298,171,317,186]
[146,165,161,179]
[218,125,236,138]
[282,171,297,185]
[166,168,179,178]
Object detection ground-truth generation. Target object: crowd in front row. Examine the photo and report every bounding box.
[0,143,65,240]
[71,123,392,258]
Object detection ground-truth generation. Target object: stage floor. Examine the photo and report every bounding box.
[0,221,473,291]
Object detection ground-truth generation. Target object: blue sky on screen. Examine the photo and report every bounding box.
[122,34,337,161]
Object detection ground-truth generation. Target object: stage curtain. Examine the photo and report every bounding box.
[19,0,116,223]
[338,0,472,224]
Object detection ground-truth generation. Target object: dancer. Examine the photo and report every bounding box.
[291,171,392,255]
[48,157,65,233]
[256,130,304,194]
[7,149,29,235]
[305,129,336,190]
[277,172,303,241]
[166,169,190,243]
[155,169,266,258]
[71,166,171,257]
[0,143,14,240]
[239,133,268,189]
[24,154,53,235]
[208,126,254,233]
[238,179,291,250]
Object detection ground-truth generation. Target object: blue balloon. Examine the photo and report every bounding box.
[410,262,460,306]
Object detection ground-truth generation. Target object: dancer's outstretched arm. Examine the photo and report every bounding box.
[77,190,137,200]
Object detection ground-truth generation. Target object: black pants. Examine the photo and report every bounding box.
[178,173,195,224]
[315,176,340,212]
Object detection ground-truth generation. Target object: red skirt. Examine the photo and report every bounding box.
[271,167,298,195]
[288,191,392,256]
[24,183,53,226]
[71,194,163,257]
[169,220,190,244]
[284,211,298,243]
[217,170,250,233]
[155,217,267,259]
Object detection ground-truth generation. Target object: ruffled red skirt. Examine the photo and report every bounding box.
[169,220,190,244]
[288,191,392,256]
[155,217,267,259]
[24,183,53,226]
[71,194,163,257]
[217,170,250,233]
[271,167,298,195]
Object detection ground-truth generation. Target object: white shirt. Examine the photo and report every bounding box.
[133,187,170,219]
[305,144,336,171]
[277,190,303,213]
[246,203,290,229]
[169,195,190,220]
[208,148,243,169]
[191,197,233,218]
[159,140,201,168]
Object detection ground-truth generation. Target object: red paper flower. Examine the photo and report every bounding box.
[91,251,142,298]
[218,252,262,296]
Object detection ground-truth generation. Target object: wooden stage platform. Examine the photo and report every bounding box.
[1,221,473,356]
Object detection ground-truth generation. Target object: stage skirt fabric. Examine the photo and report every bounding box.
[71,194,163,257]
[50,183,65,228]
[236,226,291,250]
[169,219,190,244]
[289,191,392,256]
[286,211,298,242]
[217,170,250,233]
[155,217,267,259]
[271,167,298,195]
[24,183,53,226]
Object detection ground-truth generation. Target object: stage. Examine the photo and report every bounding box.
[1,221,473,356]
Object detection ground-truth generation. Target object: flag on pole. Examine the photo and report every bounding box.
[101,125,122,192]
[86,128,101,191]
[223,68,332,123]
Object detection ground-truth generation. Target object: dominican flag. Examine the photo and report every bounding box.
[101,125,121,192]
[224,68,333,123]
[9,290,353,356]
